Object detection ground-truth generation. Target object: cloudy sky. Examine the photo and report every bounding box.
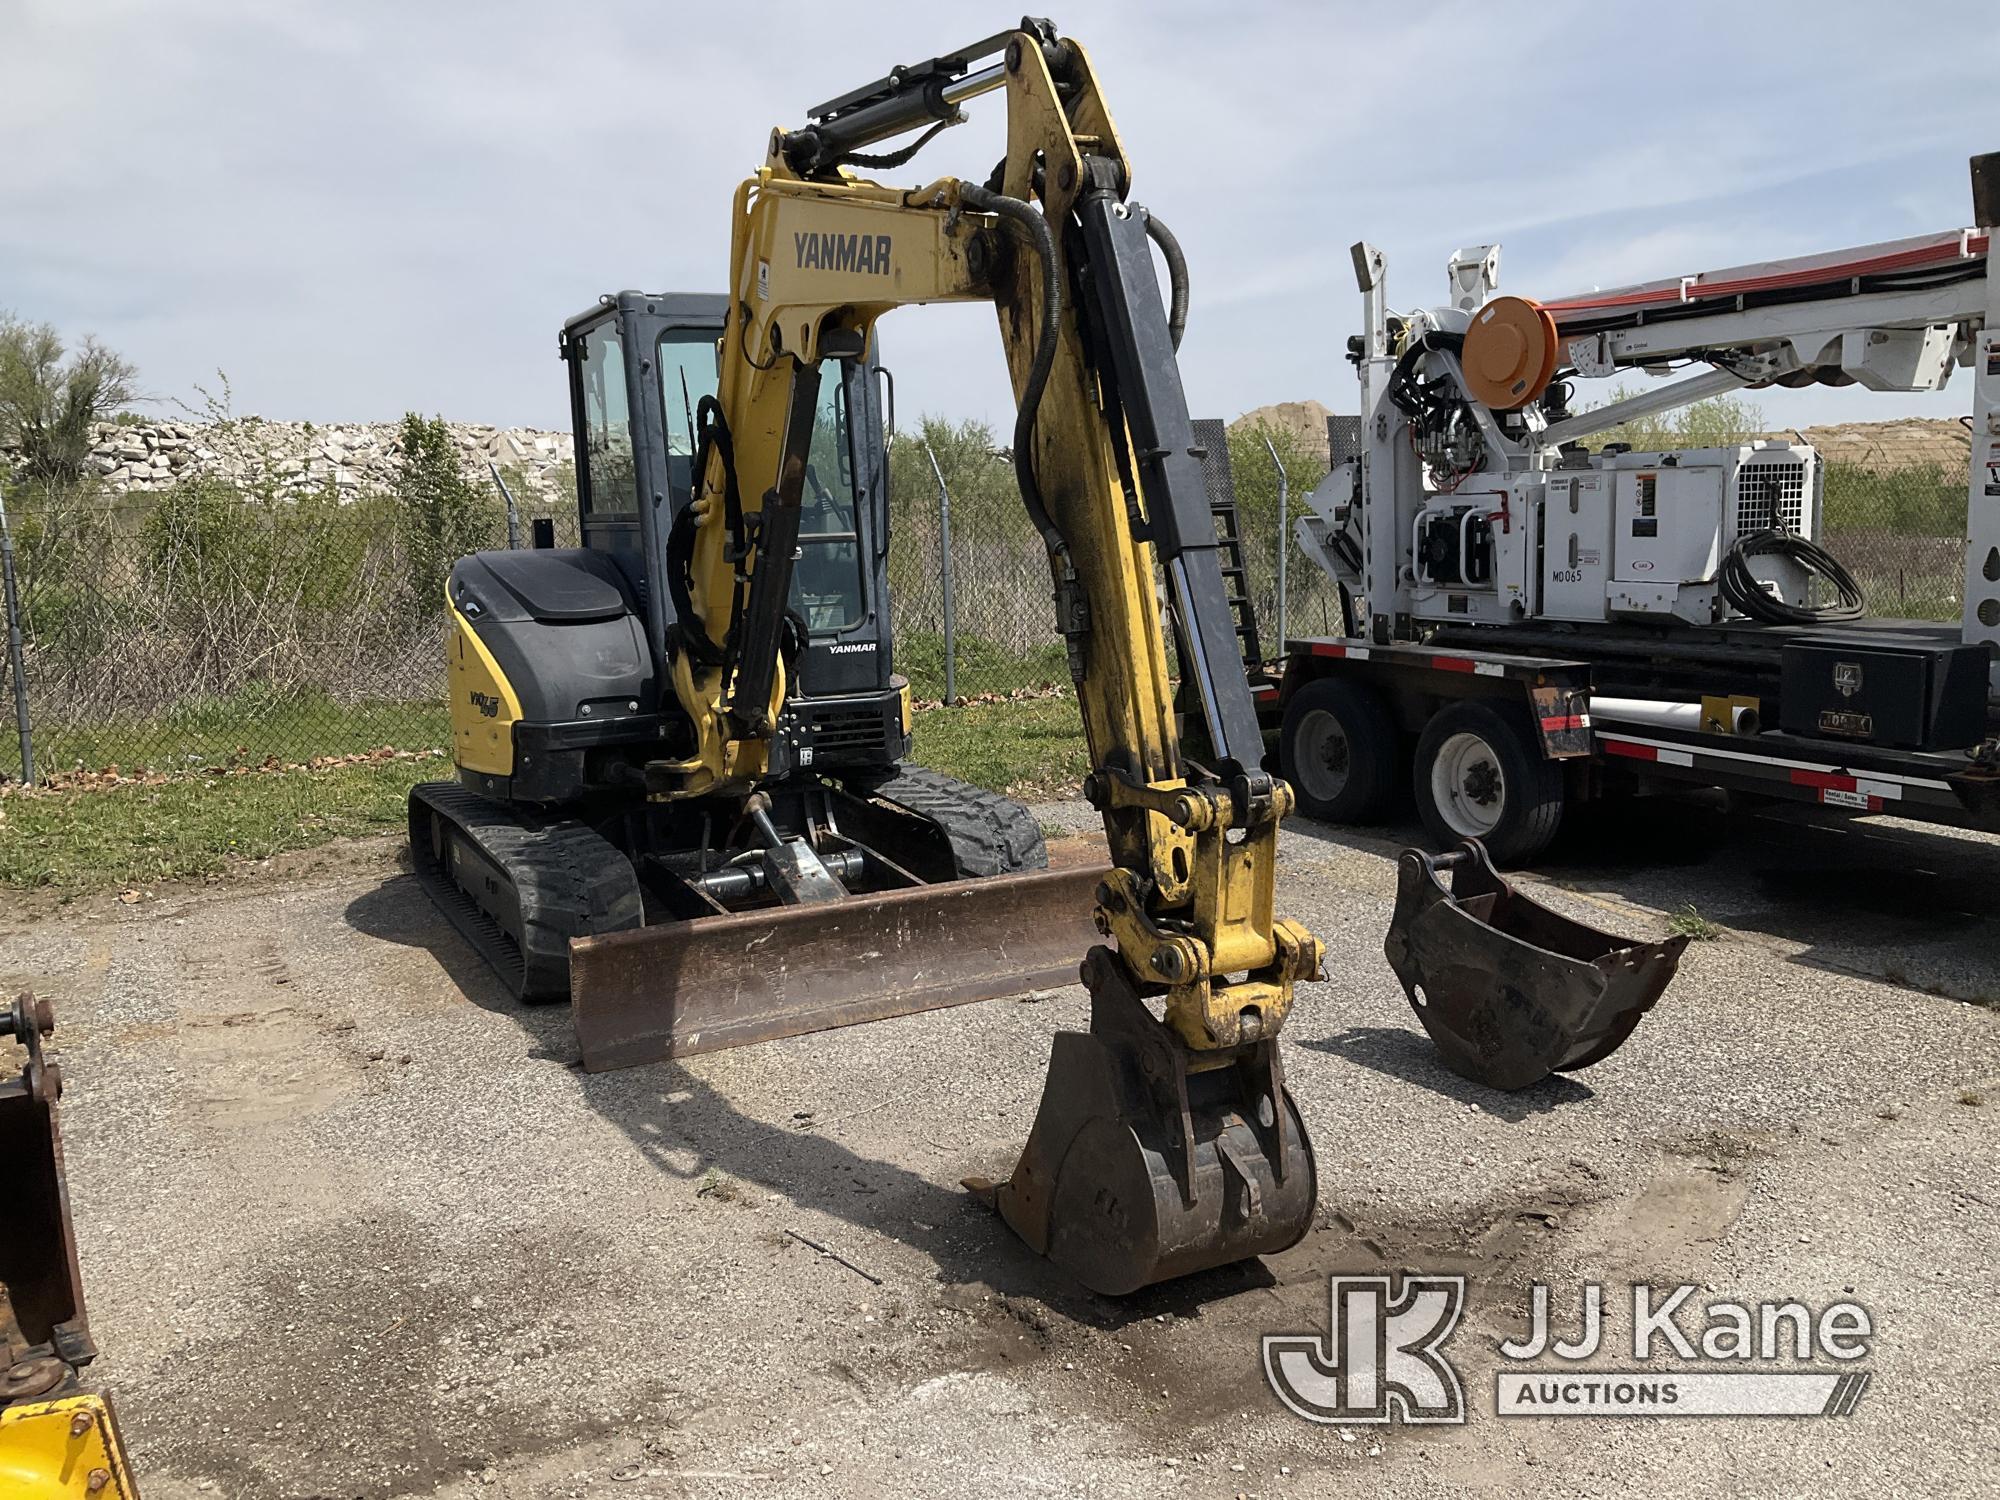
[7,1,1997,437]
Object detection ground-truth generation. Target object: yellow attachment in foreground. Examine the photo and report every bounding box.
[0,1394,139,1498]
[447,603,521,777]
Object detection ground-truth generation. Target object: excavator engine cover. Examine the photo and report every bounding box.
[1385,841,1686,1091]
[978,949,1316,1296]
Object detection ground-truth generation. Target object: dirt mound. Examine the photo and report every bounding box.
[1228,400,1970,478]
[1772,417,1970,474]
[1229,399,1337,466]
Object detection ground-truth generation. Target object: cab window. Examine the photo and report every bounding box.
[578,322,637,516]
[795,374,868,635]
[658,329,869,637]
[657,328,721,506]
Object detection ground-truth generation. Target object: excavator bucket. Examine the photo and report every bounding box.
[0,995,142,1498]
[971,949,1317,1297]
[568,866,1107,1071]
[1384,841,1687,1091]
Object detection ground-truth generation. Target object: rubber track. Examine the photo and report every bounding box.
[854,766,1047,878]
[408,782,642,1003]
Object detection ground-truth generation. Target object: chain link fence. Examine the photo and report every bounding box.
[0,475,579,786]
[1819,458,1967,622]
[0,412,1976,794]
[883,416,1342,705]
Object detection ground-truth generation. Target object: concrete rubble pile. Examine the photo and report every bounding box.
[1,416,577,504]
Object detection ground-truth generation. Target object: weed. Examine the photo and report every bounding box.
[1669,904,1723,942]
[695,1168,744,1203]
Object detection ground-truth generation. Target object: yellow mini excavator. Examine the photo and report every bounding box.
[412,17,1643,1293]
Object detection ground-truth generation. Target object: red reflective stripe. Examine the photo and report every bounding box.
[1791,768,1857,793]
[1545,286,1694,316]
[1252,686,1280,701]
[1691,239,1983,302]
[1602,739,1657,762]
[1540,714,1588,731]
[1431,656,1477,673]
[1544,231,1988,319]
[1309,642,1349,658]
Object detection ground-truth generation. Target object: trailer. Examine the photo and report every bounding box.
[1245,153,2000,863]
[1256,620,2000,862]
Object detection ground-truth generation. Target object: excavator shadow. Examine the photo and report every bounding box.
[1300,1026,1595,1123]
[343,869,1274,1325]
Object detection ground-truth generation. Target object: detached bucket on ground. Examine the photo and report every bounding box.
[1384,840,1687,1091]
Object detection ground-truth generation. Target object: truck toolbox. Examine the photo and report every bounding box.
[1778,635,1989,751]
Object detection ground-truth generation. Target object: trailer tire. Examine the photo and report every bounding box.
[1413,700,1562,864]
[1280,679,1402,824]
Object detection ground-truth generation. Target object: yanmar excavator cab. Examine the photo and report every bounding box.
[409,291,1080,1048]
[530,291,914,797]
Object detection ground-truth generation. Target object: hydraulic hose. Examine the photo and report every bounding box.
[667,396,741,667]
[958,181,1067,561]
[1139,207,1188,352]
[1719,529,1866,624]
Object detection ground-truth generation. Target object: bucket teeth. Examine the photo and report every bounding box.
[1384,839,1688,1091]
[983,947,1316,1296]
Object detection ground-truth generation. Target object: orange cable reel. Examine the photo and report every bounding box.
[1462,295,1559,410]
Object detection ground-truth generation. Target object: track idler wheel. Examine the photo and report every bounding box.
[970,948,1316,1296]
[1384,839,1688,1091]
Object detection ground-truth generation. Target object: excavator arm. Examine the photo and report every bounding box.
[649,19,1325,1291]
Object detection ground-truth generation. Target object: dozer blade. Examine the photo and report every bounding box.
[975,948,1317,1297]
[568,866,1107,1072]
[1384,840,1687,1091]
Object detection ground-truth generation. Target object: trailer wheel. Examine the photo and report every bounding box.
[1280,679,1402,823]
[1413,700,1563,864]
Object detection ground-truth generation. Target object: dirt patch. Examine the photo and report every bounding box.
[142,1214,660,1500]
[904,1138,1767,1464]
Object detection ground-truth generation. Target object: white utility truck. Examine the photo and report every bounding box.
[1257,153,2000,862]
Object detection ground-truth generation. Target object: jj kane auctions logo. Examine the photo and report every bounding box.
[1264,1275,1874,1423]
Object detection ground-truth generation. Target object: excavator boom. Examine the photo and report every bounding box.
[574,19,1328,1292]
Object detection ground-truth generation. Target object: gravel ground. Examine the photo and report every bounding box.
[3,792,1997,1498]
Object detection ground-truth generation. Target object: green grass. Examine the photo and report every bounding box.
[0,759,425,892]
[21,689,447,778]
[895,631,1069,702]
[1668,903,1723,942]
[910,695,1089,797]
[0,696,1089,896]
